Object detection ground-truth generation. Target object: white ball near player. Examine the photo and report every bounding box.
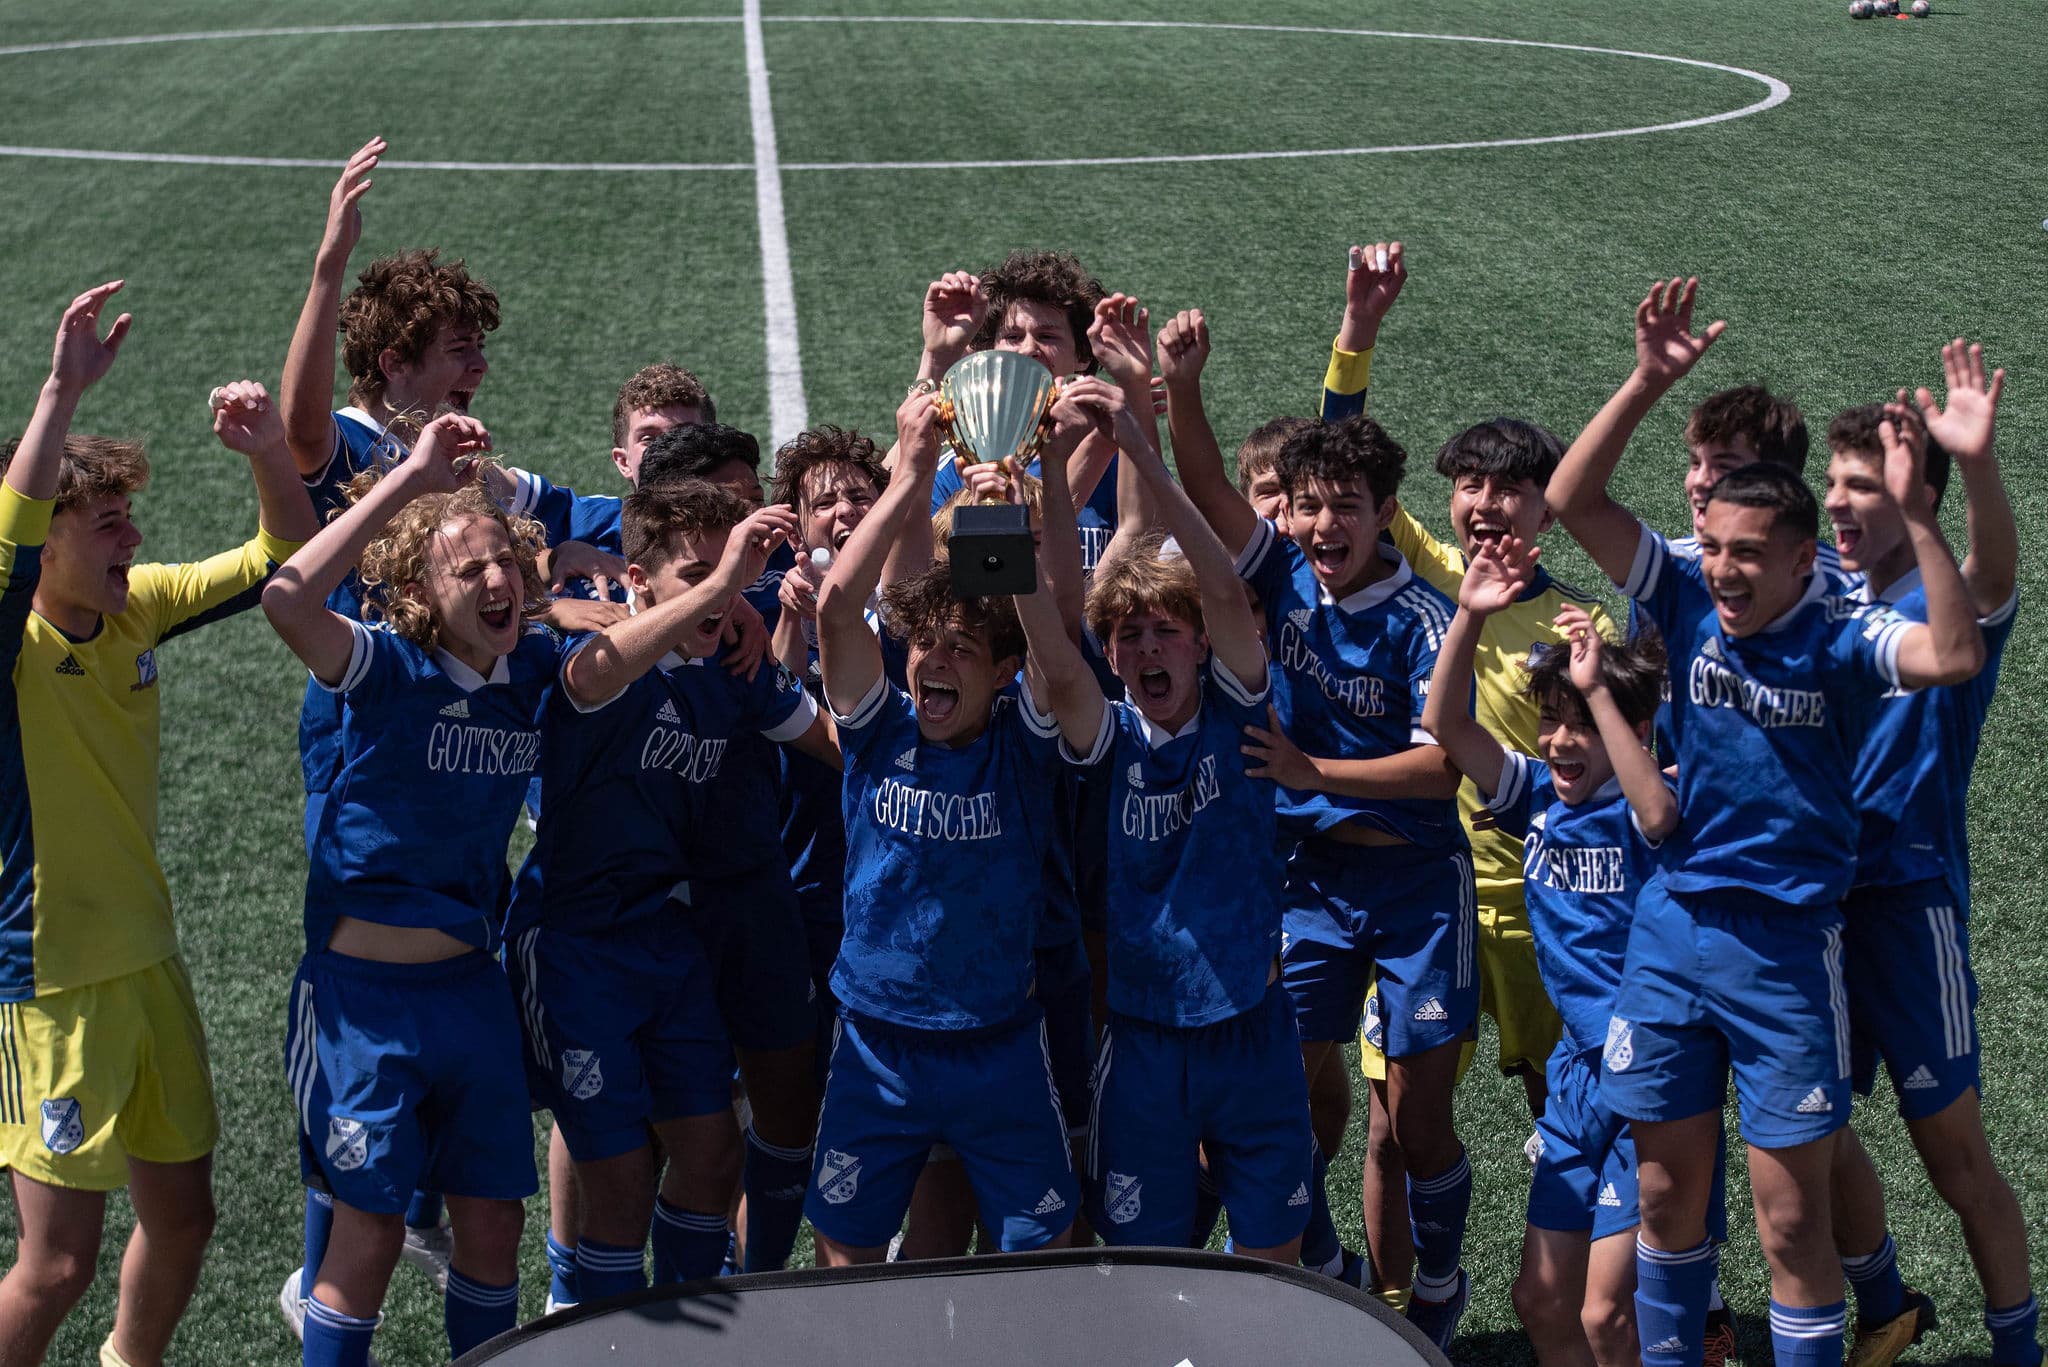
[1849,1,1871,16]
[1910,0,1929,15]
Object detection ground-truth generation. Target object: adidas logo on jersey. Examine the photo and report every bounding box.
[1288,608,1314,632]
[1598,1182,1622,1208]
[1902,1065,1939,1091]
[1031,1189,1067,1217]
[1699,636,1724,662]
[1413,997,1449,1022]
[1127,762,1145,790]
[439,698,471,719]
[656,699,682,724]
[1287,1183,1310,1208]
[54,654,85,677]
[1648,1337,1687,1354]
[894,748,917,771]
[1795,1087,1833,1114]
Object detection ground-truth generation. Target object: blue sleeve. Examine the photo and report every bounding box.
[511,471,622,552]
[743,658,817,740]
[1830,601,1911,700]
[1617,525,1697,644]
[1479,751,1548,842]
[929,458,964,516]
[831,675,901,764]
[1232,518,1295,626]
[1003,683,1071,780]
[323,621,412,709]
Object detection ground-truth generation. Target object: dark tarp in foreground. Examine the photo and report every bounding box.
[453,1247,1453,1365]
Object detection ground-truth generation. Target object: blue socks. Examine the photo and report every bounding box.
[575,1237,646,1303]
[444,1269,518,1358]
[1636,1237,1719,1367]
[302,1190,334,1292]
[651,1197,732,1284]
[302,1295,377,1367]
[1407,1147,1472,1297]
[1843,1233,1905,1328]
[1190,1165,1224,1249]
[1988,1296,2043,1367]
[404,1189,444,1232]
[544,1231,578,1308]
[741,1128,813,1273]
[1299,1140,1342,1274]
[1770,1298,1847,1367]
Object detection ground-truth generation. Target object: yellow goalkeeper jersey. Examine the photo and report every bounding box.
[0,484,299,1000]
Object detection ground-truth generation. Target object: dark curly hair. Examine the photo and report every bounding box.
[612,363,715,447]
[339,249,501,408]
[1525,629,1667,731]
[1827,403,1951,505]
[879,563,1026,666]
[1275,414,1409,506]
[969,250,1105,374]
[639,423,761,491]
[769,426,888,513]
[1684,385,1808,472]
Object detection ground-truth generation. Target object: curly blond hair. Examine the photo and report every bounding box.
[351,469,547,650]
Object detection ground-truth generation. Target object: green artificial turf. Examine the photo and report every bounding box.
[0,0,2041,1361]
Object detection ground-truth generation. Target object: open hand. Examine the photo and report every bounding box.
[1241,704,1321,790]
[543,540,626,598]
[1914,338,2003,467]
[322,137,384,262]
[1878,401,1932,516]
[1633,277,1725,390]
[50,280,132,396]
[407,413,491,492]
[1556,603,1604,695]
[722,505,800,590]
[1459,535,1540,615]
[1087,293,1154,387]
[921,271,989,365]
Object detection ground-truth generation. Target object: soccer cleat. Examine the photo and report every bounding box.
[1702,1304,1738,1367]
[544,1293,576,1316]
[1524,1130,1544,1166]
[400,1220,454,1295]
[1849,1287,1938,1367]
[1406,1268,1471,1352]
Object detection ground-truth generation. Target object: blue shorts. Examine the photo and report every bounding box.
[286,951,536,1214]
[685,864,816,1053]
[1603,883,1851,1149]
[1527,1045,1730,1242]
[806,916,844,1088]
[1037,938,1096,1138]
[806,1012,1077,1253]
[1280,839,1477,1055]
[1088,981,1312,1250]
[505,915,734,1162]
[1844,880,1980,1121]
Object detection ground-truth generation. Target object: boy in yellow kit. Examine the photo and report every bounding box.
[0,282,315,1366]
[1317,243,1614,1301]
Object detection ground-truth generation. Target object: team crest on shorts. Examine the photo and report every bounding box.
[561,1049,604,1101]
[818,1149,862,1205]
[1362,994,1384,1051]
[1603,1017,1635,1073]
[1103,1170,1143,1226]
[39,1098,83,1155]
[325,1117,369,1172]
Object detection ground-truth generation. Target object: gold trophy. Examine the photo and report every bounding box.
[935,349,1058,597]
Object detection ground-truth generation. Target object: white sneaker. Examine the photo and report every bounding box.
[280,1266,382,1367]
[1524,1130,1543,1167]
[278,1267,308,1343]
[400,1221,454,1295]
[545,1294,577,1316]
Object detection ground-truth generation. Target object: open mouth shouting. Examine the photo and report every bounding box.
[917,677,960,724]
[1136,666,1173,704]
[479,592,516,633]
[1465,518,1510,548]
[1830,517,1863,560]
[1309,538,1351,579]
[1709,582,1754,629]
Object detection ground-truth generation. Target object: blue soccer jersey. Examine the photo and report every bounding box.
[507,637,817,940]
[831,677,1080,1031]
[1078,658,1282,1027]
[1236,519,1463,848]
[1622,526,1908,907]
[304,621,568,951]
[1483,751,1672,1053]
[685,547,799,879]
[931,451,1119,574]
[1844,570,2015,905]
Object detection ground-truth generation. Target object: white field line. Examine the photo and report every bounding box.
[744,0,808,447]
[0,18,1789,174]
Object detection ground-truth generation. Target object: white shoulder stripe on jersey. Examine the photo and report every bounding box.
[1483,749,1530,814]
[505,468,542,520]
[1982,590,2018,629]
[1396,583,1450,651]
[1621,522,1665,602]
[1209,652,1269,709]
[761,686,820,744]
[1233,517,1277,580]
[313,618,378,694]
[1016,676,1063,739]
[561,635,632,714]
[832,673,890,730]
[1872,617,1910,690]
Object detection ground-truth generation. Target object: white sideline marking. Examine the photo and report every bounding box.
[744,0,808,448]
[0,18,1789,174]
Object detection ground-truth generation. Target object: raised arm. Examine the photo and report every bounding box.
[818,393,940,716]
[1034,381,1095,639]
[1088,292,1163,528]
[208,381,321,544]
[1561,602,1676,840]
[7,282,131,502]
[1154,308,1259,556]
[1323,241,1406,421]
[1417,538,1541,796]
[261,413,488,684]
[1880,406,1986,688]
[1011,460,1108,755]
[562,504,797,709]
[1915,340,2013,615]
[1550,278,1725,585]
[280,138,384,476]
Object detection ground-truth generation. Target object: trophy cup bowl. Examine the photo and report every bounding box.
[936,350,1057,598]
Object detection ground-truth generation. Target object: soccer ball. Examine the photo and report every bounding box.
[1849,0,1870,15]
[1872,0,1894,13]
[1911,0,1930,15]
